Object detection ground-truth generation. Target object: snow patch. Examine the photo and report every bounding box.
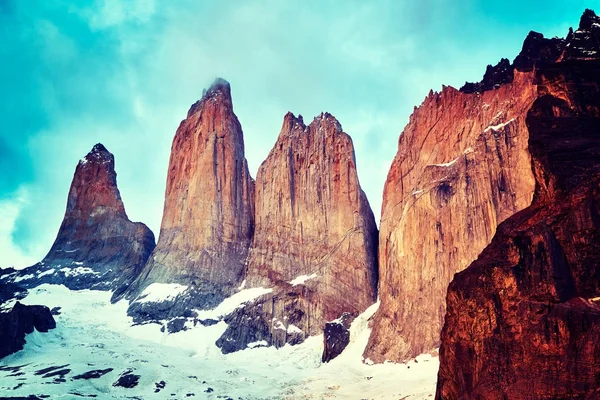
[247,340,268,349]
[137,283,189,304]
[195,287,273,320]
[485,118,515,132]
[14,274,35,282]
[430,157,459,167]
[37,269,55,278]
[60,267,98,277]
[1,285,437,399]
[289,273,318,286]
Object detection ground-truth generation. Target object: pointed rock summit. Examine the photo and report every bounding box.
[126,78,255,320]
[3,144,156,296]
[216,111,378,353]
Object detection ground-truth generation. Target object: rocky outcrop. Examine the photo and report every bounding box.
[365,9,600,364]
[2,144,155,298]
[436,11,600,400]
[322,313,355,363]
[0,302,56,359]
[126,78,255,320]
[215,112,378,352]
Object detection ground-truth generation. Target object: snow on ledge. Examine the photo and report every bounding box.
[484,118,515,133]
[137,283,189,304]
[290,273,318,286]
[37,269,55,278]
[195,287,273,320]
[60,267,99,277]
[14,273,35,282]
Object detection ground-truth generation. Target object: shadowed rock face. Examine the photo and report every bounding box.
[126,78,255,319]
[436,13,600,400]
[365,9,600,364]
[215,112,378,353]
[1,144,155,297]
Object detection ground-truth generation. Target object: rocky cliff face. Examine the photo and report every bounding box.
[126,78,255,320]
[215,112,378,352]
[436,11,600,399]
[365,61,539,363]
[364,10,600,364]
[2,144,155,297]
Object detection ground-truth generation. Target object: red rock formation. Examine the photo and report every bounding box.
[8,144,155,296]
[216,112,378,352]
[247,112,377,309]
[364,10,598,363]
[127,78,255,313]
[365,65,539,363]
[436,11,600,399]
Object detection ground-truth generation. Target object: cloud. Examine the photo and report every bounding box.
[0,187,45,269]
[1,0,596,266]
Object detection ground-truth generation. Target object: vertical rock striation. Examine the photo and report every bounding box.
[3,144,155,296]
[126,78,255,320]
[437,10,600,399]
[216,112,378,353]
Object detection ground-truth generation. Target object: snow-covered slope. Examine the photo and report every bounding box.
[0,285,437,399]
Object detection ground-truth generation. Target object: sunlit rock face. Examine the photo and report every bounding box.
[437,12,600,396]
[216,112,378,353]
[367,8,600,365]
[364,69,538,363]
[1,144,155,297]
[126,78,255,319]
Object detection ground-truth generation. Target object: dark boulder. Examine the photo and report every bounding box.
[0,302,56,359]
[322,313,355,363]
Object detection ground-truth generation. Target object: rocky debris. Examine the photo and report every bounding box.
[154,380,166,393]
[42,368,71,379]
[72,368,113,380]
[35,365,68,376]
[0,302,56,359]
[365,9,600,364]
[322,313,355,363]
[1,144,155,298]
[126,78,255,321]
[436,37,600,399]
[218,112,378,353]
[112,370,140,388]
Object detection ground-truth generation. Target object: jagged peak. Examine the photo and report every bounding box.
[578,9,599,31]
[79,143,114,166]
[202,77,231,99]
[280,112,306,136]
[310,112,343,134]
[187,77,233,118]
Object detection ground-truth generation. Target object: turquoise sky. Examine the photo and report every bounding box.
[0,0,596,268]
